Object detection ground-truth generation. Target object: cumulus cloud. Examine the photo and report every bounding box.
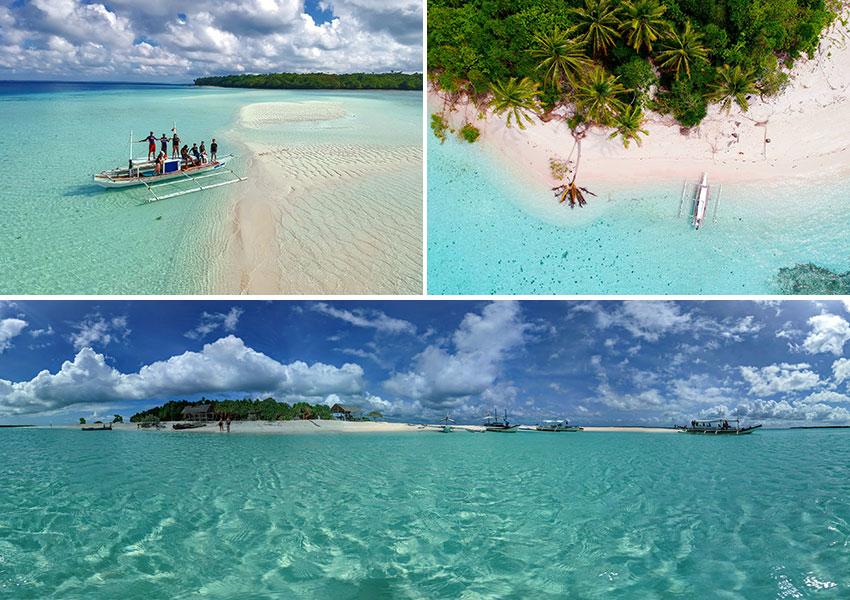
[739,363,821,396]
[801,313,850,356]
[0,318,28,353]
[185,307,243,339]
[0,335,364,416]
[69,314,130,350]
[312,303,415,335]
[383,302,529,409]
[732,399,850,424]
[0,0,422,81]
[833,358,850,386]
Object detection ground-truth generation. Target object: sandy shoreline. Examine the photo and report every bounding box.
[214,98,422,295]
[432,16,850,191]
[36,422,676,434]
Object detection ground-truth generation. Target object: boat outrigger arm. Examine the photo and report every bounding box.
[140,163,247,202]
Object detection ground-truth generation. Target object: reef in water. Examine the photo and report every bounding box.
[775,263,850,294]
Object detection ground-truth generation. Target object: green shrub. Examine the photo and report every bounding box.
[458,123,480,143]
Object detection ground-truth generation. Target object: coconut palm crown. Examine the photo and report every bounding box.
[530,27,591,90]
[706,64,758,113]
[574,67,629,126]
[569,0,622,57]
[656,20,709,80]
[489,77,541,129]
[621,0,668,53]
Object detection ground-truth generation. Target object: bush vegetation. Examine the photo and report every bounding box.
[130,397,335,422]
[194,72,422,90]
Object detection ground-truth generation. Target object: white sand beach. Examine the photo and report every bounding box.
[212,99,422,295]
[432,17,850,191]
[45,422,676,434]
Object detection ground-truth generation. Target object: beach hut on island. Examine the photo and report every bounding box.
[181,404,214,422]
[330,404,364,421]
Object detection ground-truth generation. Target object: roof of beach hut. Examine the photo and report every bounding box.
[330,404,364,414]
[181,404,212,415]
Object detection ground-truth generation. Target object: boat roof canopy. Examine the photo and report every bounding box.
[692,418,739,423]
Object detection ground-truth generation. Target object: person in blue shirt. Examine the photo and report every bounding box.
[138,131,157,160]
[159,134,169,156]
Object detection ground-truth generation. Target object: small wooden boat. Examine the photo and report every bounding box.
[81,423,112,431]
[440,414,455,433]
[675,418,762,435]
[484,411,518,433]
[692,172,709,230]
[535,419,582,432]
[92,130,246,201]
[173,422,207,430]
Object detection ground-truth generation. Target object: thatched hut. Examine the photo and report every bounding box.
[330,404,364,421]
[181,404,214,422]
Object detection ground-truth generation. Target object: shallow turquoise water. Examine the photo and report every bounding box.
[427,133,850,294]
[0,83,420,294]
[2,428,848,598]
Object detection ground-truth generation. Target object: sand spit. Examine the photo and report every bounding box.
[217,101,422,294]
[45,422,676,434]
[433,15,850,193]
[238,101,347,127]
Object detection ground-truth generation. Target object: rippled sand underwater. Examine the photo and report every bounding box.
[2,428,848,599]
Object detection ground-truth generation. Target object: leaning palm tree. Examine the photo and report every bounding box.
[621,0,668,53]
[574,67,629,126]
[489,77,541,129]
[569,0,622,57]
[706,64,758,113]
[530,27,591,90]
[656,21,709,80]
[553,127,597,208]
[609,105,649,148]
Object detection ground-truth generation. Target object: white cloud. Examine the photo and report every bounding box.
[185,307,243,339]
[833,358,850,386]
[0,318,28,353]
[29,325,54,338]
[69,314,130,350]
[801,313,850,356]
[733,399,850,424]
[0,335,364,416]
[739,363,821,396]
[312,303,415,335]
[383,302,529,409]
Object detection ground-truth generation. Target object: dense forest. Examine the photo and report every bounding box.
[429,0,837,205]
[194,72,423,90]
[129,398,342,423]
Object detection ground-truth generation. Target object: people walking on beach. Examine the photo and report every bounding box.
[199,141,207,163]
[226,417,231,433]
[139,131,157,160]
[171,132,181,158]
[210,139,217,162]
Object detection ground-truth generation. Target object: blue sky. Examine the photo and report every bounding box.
[2,299,850,427]
[0,0,422,81]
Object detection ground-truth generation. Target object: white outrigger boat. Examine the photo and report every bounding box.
[692,172,709,230]
[93,130,246,202]
[674,418,762,435]
[535,419,582,432]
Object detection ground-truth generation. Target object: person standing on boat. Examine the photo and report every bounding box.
[138,131,157,160]
[210,139,217,162]
[171,131,181,158]
[199,141,207,163]
[160,133,169,157]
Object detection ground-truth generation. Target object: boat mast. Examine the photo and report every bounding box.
[129,129,133,165]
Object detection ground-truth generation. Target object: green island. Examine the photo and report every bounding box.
[194,72,423,90]
[428,0,839,205]
[130,398,381,423]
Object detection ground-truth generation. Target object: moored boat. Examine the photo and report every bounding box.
[692,172,709,230]
[535,419,582,432]
[81,423,112,431]
[484,411,518,433]
[173,422,207,430]
[675,418,762,435]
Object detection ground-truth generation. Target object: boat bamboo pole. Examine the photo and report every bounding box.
[678,180,687,217]
[713,184,723,224]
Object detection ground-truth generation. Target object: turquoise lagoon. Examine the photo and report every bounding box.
[427,133,850,294]
[0,82,421,294]
[2,428,848,598]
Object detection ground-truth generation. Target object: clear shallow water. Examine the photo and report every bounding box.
[0,82,420,294]
[427,133,850,294]
[2,428,848,599]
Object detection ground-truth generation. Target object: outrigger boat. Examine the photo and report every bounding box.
[483,411,519,433]
[81,423,112,431]
[93,129,246,202]
[440,414,456,433]
[692,172,709,230]
[535,419,582,432]
[674,418,762,435]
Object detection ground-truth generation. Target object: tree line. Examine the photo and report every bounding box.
[194,72,423,90]
[129,397,382,422]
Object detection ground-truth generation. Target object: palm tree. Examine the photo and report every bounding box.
[706,64,758,113]
[530,27,590,90]
[574,67,629,126]
[656,21,708,80]
[621,0,668,53]
[489,77,541,129]
[609,105,649,148]
[569,0,621,57]
[553,129,597,208]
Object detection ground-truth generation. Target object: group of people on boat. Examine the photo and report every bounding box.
[690,420,733,430]
[138,131,218,175]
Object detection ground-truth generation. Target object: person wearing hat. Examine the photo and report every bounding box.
[138,131,157,160]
